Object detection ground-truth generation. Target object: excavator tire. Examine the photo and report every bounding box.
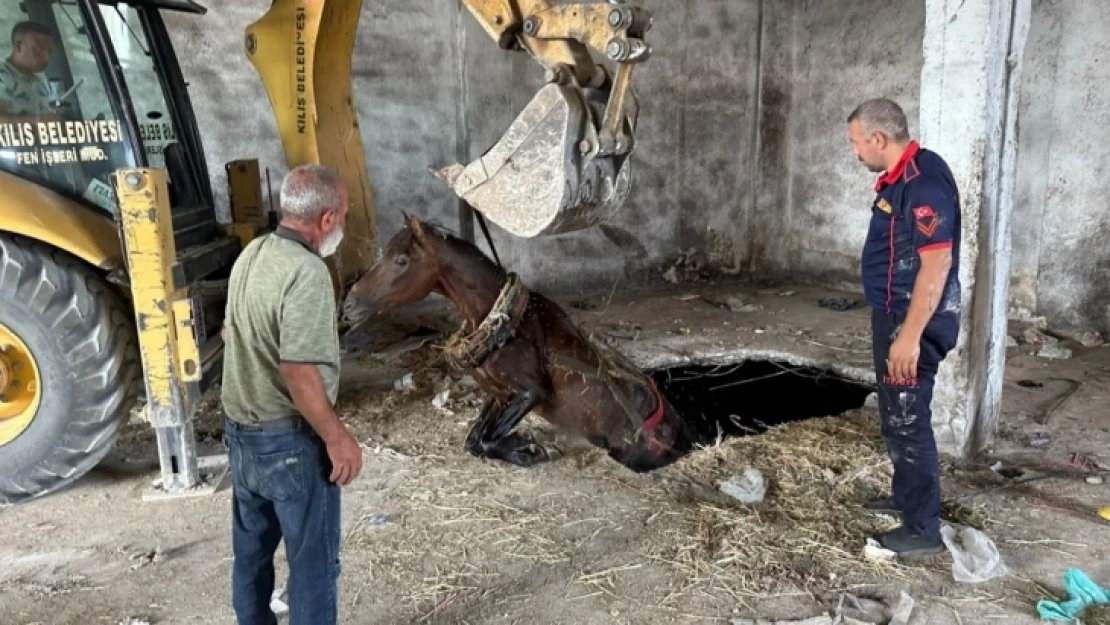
[0,234,140,504]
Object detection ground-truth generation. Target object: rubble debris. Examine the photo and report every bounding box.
[1069,452,1100,472]
[720,468,767,504]
[663,265,681,284]
[663,249,713,283]
[862,538,897,563]
[458,375,478,389]
[818,297,861,311]
[864,393,879,408]
[1078,331,1106,348]
[704,294,764,313]
[1039,344,1073,360]
[128,548,162,571]
[940,524,1008,583]
[1030,432,1052,448]
[729,592,910,625]
[1006,335,1019,348]
[366,514,390,526]
[1022,328,1073,359]
[1086,476,1104,485]
[394,373,414,392]
[730,617,834,625]
[1022,327,1049,345]
[888,592,915,625]
[118,619,151,625]
[835,593,888,623]
[432,390,451,410]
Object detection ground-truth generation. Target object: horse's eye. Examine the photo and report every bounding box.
[395,255,409,266]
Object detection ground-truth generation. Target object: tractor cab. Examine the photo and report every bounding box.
[0,0,231,256]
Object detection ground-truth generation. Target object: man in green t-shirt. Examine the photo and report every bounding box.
[220,164,362,625]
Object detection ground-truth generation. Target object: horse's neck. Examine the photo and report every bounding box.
[434,243,504,327]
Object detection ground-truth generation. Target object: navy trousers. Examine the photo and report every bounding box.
[225,416,341,625]
[871,308,959,537]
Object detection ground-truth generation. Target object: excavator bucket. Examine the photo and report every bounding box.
[435,79,640,238]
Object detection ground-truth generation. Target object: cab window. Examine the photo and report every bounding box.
[101,5,179,173]
[0,4,137,214]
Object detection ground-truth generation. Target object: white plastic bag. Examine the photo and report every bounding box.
[720,468,767,504]
[940,524,1009,583]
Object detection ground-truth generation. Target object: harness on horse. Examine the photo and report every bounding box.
[441,272,531,369]
[440,273,668,453]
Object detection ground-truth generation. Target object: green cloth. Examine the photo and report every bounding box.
[1037,568,1110,622]
[220,227,340,424]
[0,59,51,115]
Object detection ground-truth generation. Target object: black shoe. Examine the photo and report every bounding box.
[864,497,900,516]
[873,525,945,559]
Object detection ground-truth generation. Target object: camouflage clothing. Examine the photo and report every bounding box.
[0,59,50,116]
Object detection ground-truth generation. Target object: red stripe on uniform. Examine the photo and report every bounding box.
[918,241,952,253]
[886,215,894,313]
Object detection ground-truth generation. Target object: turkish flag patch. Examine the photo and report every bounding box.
[914,205,938,238]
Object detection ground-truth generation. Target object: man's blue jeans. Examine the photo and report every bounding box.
[225,416,341,625]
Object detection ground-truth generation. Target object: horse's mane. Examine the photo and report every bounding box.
[390,217,507,280]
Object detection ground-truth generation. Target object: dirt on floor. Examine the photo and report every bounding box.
[2,279,1110,625]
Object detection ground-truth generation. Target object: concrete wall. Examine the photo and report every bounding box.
[163,0,766,295]
[1010,0,1110,334]
[160,0,1108,333]
[767,0,925,289]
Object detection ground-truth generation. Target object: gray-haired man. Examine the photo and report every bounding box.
[221,164,363,625]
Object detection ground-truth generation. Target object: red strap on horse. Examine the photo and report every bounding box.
[642,377,667,453]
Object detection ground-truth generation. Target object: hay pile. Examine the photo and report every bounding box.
[654,412,916,598]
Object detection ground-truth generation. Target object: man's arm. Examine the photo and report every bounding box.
[888,248,952,381]
[277,262,362,485]
[887,191,958,382]
[278,362,347,445]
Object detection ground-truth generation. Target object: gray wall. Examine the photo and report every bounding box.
[1011,0,1110,334]
[163,0,1109,333]
[762,0,925,288]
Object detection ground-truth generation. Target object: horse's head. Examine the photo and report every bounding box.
[342,213,442,325]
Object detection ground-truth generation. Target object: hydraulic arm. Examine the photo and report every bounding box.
[439,0,653,238]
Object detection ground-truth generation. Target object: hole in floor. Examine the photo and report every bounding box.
[650,360,874,444]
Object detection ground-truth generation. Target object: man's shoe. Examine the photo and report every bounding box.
[873,525,945,559]
[864,497,900,516]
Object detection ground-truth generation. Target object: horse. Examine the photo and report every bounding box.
[340,215,696,472]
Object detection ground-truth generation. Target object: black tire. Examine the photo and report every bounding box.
[0,234,140,504]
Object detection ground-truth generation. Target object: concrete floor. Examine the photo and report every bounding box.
[1,279,1108,624]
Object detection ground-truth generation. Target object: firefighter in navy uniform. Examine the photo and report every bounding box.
[847,98,962,558]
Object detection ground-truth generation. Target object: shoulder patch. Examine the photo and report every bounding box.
[876,198,894,214]
[914,205,938,237]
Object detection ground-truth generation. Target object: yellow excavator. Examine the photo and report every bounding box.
[0,0,651,504]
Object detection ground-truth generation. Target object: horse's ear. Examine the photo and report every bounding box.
[409,216,425,241]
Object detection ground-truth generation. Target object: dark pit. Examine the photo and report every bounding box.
[650,360,874,444]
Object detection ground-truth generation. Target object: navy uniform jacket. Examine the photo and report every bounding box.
[861,141,962,318]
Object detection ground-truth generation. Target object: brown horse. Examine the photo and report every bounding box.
[341,215,695,472]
